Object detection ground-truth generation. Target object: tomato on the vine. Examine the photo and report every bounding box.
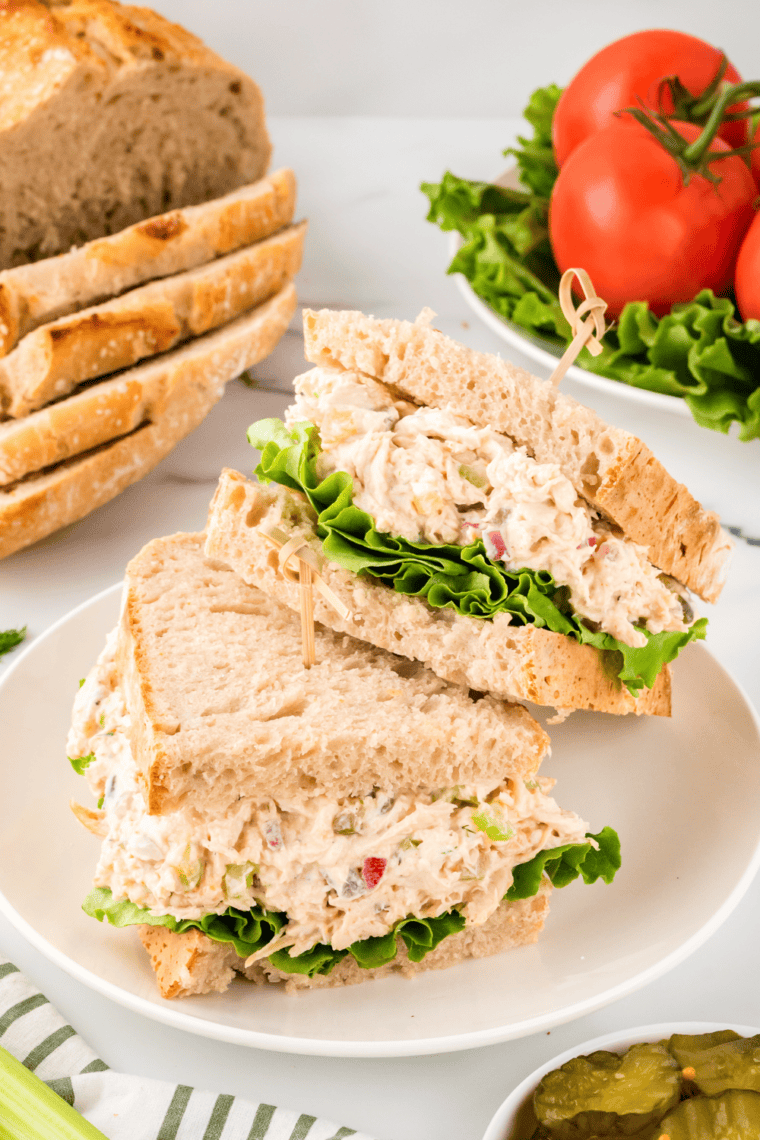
[549,119,756,319]
[553,30,748,167]
[734,209,760,321]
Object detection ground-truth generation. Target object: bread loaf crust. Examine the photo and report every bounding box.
[0,222,305,419]
[0,171,296,357]
[138,883,551,998]
[0,0,271,269]
[302,308,731,604]
[204,472,671,717]
[0,285,296,558]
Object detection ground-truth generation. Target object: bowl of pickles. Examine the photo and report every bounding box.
[484,1024,760,1140]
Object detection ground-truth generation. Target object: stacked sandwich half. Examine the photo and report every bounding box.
[216,308,729,717]
[68,539,618,998]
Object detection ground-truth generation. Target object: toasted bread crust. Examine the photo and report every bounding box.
[302,308,731,604]
[0,222,305,420]
[138,883,551,998]
[204,472,671,717]
[0,286,296,558]
[0,171,296,356]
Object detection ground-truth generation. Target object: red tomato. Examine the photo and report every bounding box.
[734,209,760,321]
[550,120,756,319]
[553,30,747,167]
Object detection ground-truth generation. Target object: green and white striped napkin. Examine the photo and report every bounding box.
[0,958,378,1140]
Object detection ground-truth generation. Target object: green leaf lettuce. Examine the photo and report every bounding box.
[422,84,760,440]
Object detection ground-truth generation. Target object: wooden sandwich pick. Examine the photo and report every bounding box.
[548,267,608,386]
[260,528,353,668]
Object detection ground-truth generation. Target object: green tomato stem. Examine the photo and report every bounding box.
[683,80,760,164]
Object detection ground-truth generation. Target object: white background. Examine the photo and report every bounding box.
[146,0,760,117]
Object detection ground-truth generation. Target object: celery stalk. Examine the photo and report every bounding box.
[0,1044,108,1140]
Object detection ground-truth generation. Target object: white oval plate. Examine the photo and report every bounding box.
[484,1021,760,1139]
[449,165,691,417]
[2,585,760,1057]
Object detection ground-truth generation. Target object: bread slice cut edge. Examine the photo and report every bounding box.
[0,284,296,558]
[0,169,297,356]
[204,470,671,717]
[0,221,305,420]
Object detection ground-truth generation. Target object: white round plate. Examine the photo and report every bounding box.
[449,165,691,417]
[2,585,760,1057]
[483,1021,760,1140]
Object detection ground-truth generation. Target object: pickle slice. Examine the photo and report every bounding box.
[667,1031,760,1095]
[533,1044,681,1137]
[655,1088,760,1138]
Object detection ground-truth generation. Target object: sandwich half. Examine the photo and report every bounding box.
[217,308,728,716]
[69,532,619,998]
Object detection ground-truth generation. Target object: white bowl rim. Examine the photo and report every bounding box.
[482,1020,760,1140]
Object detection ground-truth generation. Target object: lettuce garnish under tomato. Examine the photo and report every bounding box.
[250,418,706,695]
[422,84,760,440]
[83,828,619,976]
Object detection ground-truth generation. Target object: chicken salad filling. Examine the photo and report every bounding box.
[284,367,697,652]
[70,634,595,958]
[284,367,694,649]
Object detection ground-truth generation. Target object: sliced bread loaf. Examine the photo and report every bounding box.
[204,470,671,717]
[0,285,296,558]
[119,532,549,815]
[0,0,270,269]
[302,308,731,604]
[0,221,306,419]
[0,170,296,357]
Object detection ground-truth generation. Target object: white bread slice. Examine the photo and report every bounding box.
[302,309,731,605]
[138,882,551,998]
[204,471,671,717]
[0,222,306,419]
[0,170,296,357]
[0,0,270,271]
[119,533,549,816]
[0,286,296,559]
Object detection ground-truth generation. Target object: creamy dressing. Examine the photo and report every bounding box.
[71,640,591,956]
[286,367,693,647]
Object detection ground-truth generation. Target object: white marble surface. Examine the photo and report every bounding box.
[1,117,760,1140]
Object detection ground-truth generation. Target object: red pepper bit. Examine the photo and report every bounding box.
[362,856,387,890]
[487,530,507,559]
